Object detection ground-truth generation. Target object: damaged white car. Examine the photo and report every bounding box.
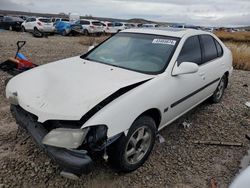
[6,28,233,179]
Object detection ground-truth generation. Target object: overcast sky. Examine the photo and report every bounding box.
[1,0,250,26]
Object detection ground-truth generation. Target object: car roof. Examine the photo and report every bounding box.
[80,19,100,22]
[37,17,50,19]
[121,28,210,38]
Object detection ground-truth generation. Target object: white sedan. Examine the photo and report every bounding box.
[6,28,233,179]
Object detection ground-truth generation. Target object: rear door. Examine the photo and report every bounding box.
[198,34,224,96]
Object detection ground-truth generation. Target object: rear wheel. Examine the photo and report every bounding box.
[210,75,227,103]
[109,116,156,172]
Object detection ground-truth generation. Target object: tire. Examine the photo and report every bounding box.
[83,29,89,36]
[21,26,26,32]
[109,116,156,172]
[32,27,43,38]
[62,29,67,36]
[210,75,227,103]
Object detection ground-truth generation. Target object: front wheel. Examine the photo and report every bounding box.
[210,75,227,103]
[83,29,89,36]
[109,116,156,172]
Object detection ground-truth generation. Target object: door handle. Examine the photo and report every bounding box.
[199,72,205,76]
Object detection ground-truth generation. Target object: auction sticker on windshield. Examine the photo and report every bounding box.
[152,39,176,45]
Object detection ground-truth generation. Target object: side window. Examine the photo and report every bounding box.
[214,39,223,57]
[177,36,202,65]
[200,35,218,62]
[31,18,36,22]
[80,21,89,25]
[115,22,122,26]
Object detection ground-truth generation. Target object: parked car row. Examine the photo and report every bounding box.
[0,15,161,36]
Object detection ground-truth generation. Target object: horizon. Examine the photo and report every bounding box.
[0,0,250,27]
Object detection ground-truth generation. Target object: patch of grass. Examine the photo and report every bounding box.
[78,36,109,46]
[225,42,250,71]
[214,31,250,43]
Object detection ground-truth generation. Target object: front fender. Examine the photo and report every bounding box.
[81,78,163,138]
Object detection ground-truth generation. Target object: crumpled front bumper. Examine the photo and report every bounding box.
[10,105,93,175]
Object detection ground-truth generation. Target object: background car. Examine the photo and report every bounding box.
[51,17,69,23]
[102,21,127,34]
[18,15,28,21]
[54,21,82,36]
[21,17,54,33]
[142,23,159,28]
[1,16,24,31]
[78,19,103,35]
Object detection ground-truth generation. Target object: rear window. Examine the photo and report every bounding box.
[80,20,90,25]
[92,21,102,26]
[61,18,69,22]
[38,18,52,23]
[200,35,218,63]
[3,17,12,22]
[4,17,23,22]
[177,36,202,65]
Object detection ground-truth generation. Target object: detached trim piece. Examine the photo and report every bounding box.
[79,79,152,125]
[170,78,220,108]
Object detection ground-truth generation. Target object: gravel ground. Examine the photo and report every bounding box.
[0,31,249,188]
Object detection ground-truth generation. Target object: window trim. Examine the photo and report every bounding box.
[213,38,224,58]
[177,35,202,66]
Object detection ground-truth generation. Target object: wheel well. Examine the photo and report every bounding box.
[224,71,229,88]
[140,108,161,129]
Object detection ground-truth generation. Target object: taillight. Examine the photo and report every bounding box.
[37,22,42,26]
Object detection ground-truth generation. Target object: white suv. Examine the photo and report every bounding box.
[79,19,103,35]
[103,21,127,34]
[21,17,54,33]
[6,28,233,178]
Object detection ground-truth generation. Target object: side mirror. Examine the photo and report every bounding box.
[172,62,199,76]
[88,45,95,52]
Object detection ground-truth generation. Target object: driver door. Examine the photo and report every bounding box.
[161,35,209,126]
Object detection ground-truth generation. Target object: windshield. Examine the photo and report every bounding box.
[83,33,179,74]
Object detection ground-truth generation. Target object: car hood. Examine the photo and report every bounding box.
[6,56,153,122]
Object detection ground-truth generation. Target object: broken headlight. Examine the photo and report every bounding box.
[8,92,18,105]
[42,128,89,149]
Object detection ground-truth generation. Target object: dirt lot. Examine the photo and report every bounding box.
[0,31,249,188]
